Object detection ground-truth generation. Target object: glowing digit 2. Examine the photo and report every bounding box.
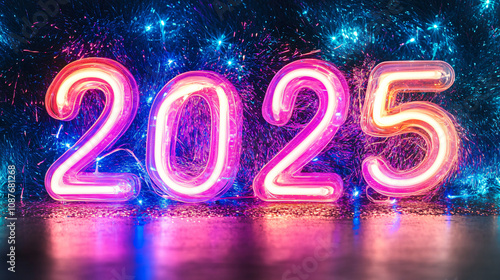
[45,58,141,201]
[361,61,459,197]
[253,59,350,202]
[146,71,242,203]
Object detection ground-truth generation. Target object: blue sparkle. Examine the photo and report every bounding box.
[55,124,63,138]
[428,23,439,30]
[160,20,165,26]
[168,59,173,65]
[353,190,360,197]
[406,37,416,44]
[145,25,151,31]
[147,96,153,103]
[447,194,471,199]
[312,157,319,162]
[331,36,336,41]
[227,60,233,65]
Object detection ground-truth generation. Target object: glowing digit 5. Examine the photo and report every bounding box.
[146,71,242,203]
[45,58,141,201]
[361,61,459,197]
[253,59,350,202]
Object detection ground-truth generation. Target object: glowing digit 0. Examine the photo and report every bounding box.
[45,58,141,201]
[253,59,350,202]
[146,71,242,203]
[361,61,459,197]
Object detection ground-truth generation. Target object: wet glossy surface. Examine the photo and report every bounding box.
[1,213,499,280]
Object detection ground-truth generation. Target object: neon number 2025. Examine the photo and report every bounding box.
[45,58,459,203]
[252,59,350,202]
[361,61,459,197]
[44,58,141,201]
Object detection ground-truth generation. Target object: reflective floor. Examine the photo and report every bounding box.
[1,213,499,280]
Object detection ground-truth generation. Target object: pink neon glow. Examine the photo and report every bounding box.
[146,71,242,203]
[253,59,350,202]
[45,58,141,201]
[361,61,459,197]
